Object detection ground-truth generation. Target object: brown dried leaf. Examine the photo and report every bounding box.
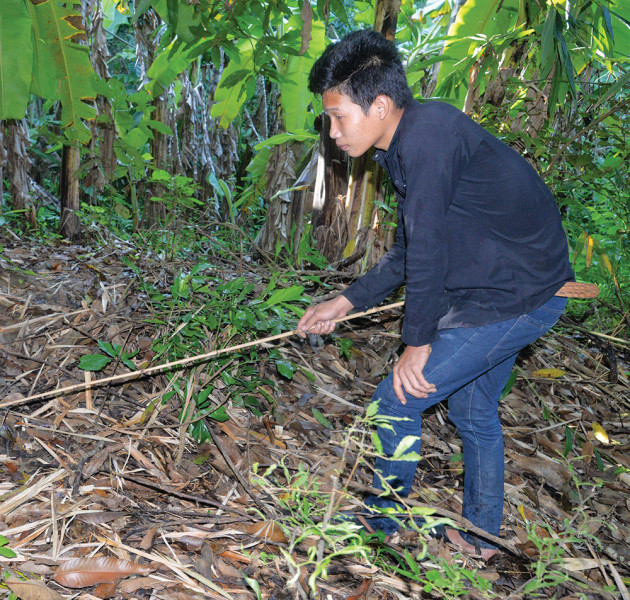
[346,578,372,600]
[117,576,178,594]
[139,526,158,551]
[53,557,154,588]
[5,575,65,600]
[299,0,313,55]
[92,580,118,599]
[213,557,242,579]
[507,450,571,490]
[78,512,128,526]
[238,521,288,544]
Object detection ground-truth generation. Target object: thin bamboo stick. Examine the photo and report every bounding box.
[1,301,405,408]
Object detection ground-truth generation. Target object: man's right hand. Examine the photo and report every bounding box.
[297,295,354,338]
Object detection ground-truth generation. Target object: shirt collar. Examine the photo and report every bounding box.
[372,100,419,165]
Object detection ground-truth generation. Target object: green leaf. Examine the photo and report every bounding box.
[563,426,574,458]
[265,285,305,306]
[209,405,229,422]
[97,340,118,358]
[79,354,112,371]
[149,0,204,44]
[279,18,326,131]
[312,408,333,429]
[366,400,379,418]
[0,0,33,119]
[276,360,296,379]
[0,546,17,558]
[371,431,383,453]
[540,6,557,80]
[190,419,212,443]
[26,0,98,142]
[499,369,518,400]
[120,355,137,371]
[392,435,421,461]
[146,39,206,97]
[211,38,257,128]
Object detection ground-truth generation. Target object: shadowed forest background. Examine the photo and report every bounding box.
[0,0,629,599]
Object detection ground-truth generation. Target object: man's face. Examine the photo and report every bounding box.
[322,90,390,157]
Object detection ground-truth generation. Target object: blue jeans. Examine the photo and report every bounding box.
[367,296,567,548]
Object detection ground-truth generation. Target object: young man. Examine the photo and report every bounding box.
[297,30,574,558]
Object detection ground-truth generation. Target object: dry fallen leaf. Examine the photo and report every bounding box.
[592,422,610,444]
[53,557,154,588]
[92,580,118,599]
[345,577,372,600]
[532,368,566,378]
[238,521,288,544]
[5,575,65,600]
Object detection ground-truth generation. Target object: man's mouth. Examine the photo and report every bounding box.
[338,144,349,151]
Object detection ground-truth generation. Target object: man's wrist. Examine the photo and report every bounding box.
[337,294,354,310]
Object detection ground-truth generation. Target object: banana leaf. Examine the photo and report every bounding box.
[0,0,33,119]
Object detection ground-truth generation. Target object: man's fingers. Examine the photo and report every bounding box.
[392,373,407,404]
[394,368,435,400]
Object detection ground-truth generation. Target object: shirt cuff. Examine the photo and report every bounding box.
[401,318,440,346]
[341,287,370,311]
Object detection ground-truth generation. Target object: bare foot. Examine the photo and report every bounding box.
[445,528,498,560]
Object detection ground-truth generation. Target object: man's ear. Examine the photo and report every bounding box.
[373,95,394,119]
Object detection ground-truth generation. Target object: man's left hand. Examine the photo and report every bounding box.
[392,344,437,404]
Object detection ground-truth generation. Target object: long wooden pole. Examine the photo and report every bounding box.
[1,301,405,409]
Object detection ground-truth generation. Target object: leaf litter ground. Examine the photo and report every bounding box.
[0,234,629,600]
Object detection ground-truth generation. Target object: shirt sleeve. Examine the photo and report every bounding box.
[341,205,407,309]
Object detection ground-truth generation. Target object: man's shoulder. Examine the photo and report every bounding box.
[404,99,465,124]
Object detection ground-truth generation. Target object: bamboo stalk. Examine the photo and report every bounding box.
[1,301,405,408]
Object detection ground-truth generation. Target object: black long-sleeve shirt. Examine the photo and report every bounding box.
[342,100,574,346]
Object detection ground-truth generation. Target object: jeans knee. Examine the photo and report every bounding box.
[451,412,502,442]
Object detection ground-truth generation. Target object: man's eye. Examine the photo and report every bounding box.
[336,115,343,121]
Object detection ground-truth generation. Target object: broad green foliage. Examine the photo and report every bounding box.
[26,0,97,142]
[146,39,207,97]
[0,0,100,138]
[0,0,33,119]
[208,0,330,132]
[610,0,630,59]
[142,0,205,44]
[435,0,623,113]
[211,36,259,127]
[436,0,522,104]
[280,18,327,131]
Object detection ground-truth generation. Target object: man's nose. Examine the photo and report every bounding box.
[329,119,339,139]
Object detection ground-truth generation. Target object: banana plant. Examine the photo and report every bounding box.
[0,0,33,119]
[0,0,98,143]
[434,0,624,113]
[210,1,327,134]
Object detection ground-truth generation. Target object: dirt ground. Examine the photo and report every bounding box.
[1,233,629,599]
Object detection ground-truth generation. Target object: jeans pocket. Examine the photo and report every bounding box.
[486,305,563,365]
[522,297,567,329]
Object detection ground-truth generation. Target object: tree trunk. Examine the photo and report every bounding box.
[374,0,401,40]
[85,0,116,191]
[311,114,349,258]
[0,121,4,214]
[145,94,168,228]
[253,143,297,258]
[60,144,82,240]
[312,0,401,270]
[6,119,37,229]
